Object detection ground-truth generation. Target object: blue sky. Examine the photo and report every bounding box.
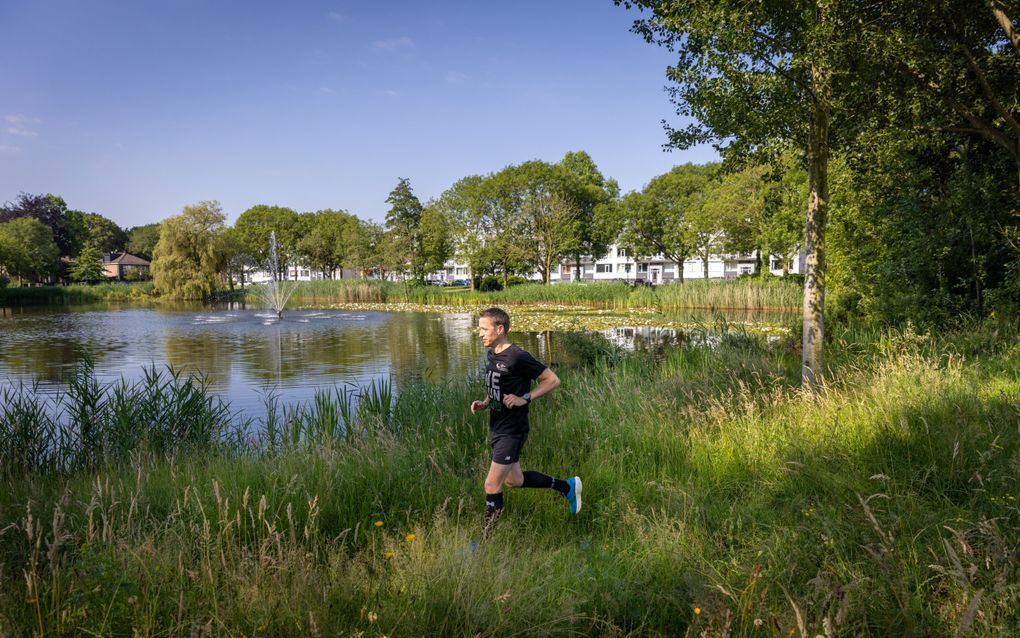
[0,1,717,228]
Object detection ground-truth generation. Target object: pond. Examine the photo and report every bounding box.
[0,304,787,421]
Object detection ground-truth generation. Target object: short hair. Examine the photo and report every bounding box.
[480,307,510,333]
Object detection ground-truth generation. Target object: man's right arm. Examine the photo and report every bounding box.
[470,397,491,414]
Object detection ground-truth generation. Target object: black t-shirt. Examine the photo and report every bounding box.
[484,344,546,436]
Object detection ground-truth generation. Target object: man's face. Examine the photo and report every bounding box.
[478,316,502,347]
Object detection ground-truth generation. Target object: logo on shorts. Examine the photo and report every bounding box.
[504,455,511,461]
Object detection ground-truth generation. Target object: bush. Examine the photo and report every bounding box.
[478,275,503,292]
[505,275,528,287]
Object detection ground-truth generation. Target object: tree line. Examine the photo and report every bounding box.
[0,151,808,297]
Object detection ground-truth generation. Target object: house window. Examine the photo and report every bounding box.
[562,264,572,274]
[456,267,468,275]
[739,265,753,275]
[300,270,310,278]
[596,263,612,273]
[637,263,648,274]
[619,263,631,273]
[617,247,629,257]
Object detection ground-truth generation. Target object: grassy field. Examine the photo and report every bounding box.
[1,319,1018,636]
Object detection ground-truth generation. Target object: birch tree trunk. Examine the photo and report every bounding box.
[802,62,831,392]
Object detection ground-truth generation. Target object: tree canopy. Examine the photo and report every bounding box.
[151,201,228,299]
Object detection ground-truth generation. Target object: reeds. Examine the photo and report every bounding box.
[0,358,233,477]
[278,278,803,311]
[0,282,157,305]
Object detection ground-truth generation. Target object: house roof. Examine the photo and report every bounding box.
[103,252,150,266]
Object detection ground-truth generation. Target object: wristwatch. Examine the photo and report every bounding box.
[523,392,532,403]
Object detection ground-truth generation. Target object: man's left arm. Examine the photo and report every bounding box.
[503,367,559,408]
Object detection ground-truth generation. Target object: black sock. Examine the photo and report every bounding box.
[523,471,570,494]
[484,492,504,524]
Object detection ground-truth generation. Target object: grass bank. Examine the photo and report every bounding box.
[1,320,1018,635]
[283,278,803,312]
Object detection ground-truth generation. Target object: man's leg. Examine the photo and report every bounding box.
[484,461,512,528]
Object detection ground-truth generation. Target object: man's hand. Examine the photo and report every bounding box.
[470,399,489,414]
[502,394,528,409]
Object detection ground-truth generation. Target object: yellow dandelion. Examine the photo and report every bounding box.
[384,550,395,559]
[405,533,417,542]
[374,520,384,527]
[694,607,701,615]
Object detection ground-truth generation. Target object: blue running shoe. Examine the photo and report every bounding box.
[565,476,582,514]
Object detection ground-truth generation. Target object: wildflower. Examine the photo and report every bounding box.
[694,607,701,615]
[384,550,394,559]
[374,520,384,527]
[405,533,417,542]
[367,611,378,622]
[257,626,266,633]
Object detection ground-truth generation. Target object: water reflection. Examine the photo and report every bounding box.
[1,306,738,420]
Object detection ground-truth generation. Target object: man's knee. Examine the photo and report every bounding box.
[504,473,523,488]
[484,477,503,493]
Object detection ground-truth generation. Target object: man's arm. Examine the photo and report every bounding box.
[470,397,491,414]
[502,367,559,408]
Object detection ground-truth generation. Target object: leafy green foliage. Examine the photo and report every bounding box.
[69,243,107,284]
[151,201,228,299]
[126,223,161,260]
[0,217,60,284]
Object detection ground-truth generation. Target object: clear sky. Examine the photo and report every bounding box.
[0,1,718,228]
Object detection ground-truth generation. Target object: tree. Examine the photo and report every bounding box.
[233,205,300,278]
[1,193,80,256]
[524,190,581,284]
[295,209,359,279]
[558,151,620,274]
[864,1,1020,193]
[69,243,107,284]
[436,175,492,289]
[0,217,60,284]
[616,164,714,281]
[151,201,228,299]
[615,0,867,390]
[419,205,453,277]
[80,212,128,254]
[760,156,808,274]
[126,223,161,260]
[384,178,425,281]
[347,220,384,278]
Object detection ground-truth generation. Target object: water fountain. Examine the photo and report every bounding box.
[253,231,299,319]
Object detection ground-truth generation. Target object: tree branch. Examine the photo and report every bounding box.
[900,63,1019,157]
[958,45,1020,137]
[989,0,1020,54]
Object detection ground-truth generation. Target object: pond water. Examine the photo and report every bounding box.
[0,304,702,421]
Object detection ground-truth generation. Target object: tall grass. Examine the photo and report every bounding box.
[1,319,1018,635]
[0,282,157,305]
[0,359,233,477]
[280,277,803,311]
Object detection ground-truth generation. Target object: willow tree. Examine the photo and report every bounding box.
[151,201,228,300]
[616,0,863,391]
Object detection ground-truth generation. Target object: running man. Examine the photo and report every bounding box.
[469,307,581,530]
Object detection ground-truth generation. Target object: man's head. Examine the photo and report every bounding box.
[478,307,510,348]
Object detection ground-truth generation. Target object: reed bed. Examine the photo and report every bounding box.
[1,319,1018,635]
[0,282,157,305]
[281,277,803,311]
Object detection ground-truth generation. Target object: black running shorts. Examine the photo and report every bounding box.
[491,432,528,465]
